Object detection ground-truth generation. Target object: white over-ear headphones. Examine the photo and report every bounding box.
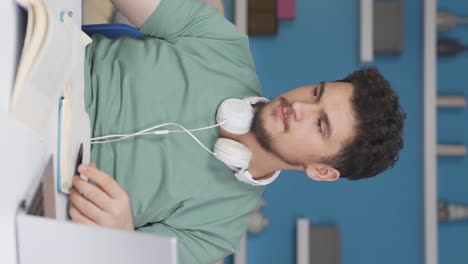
[90,97,281,186]
[214,97,281,185]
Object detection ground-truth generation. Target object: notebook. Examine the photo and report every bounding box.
[11,0,92,194]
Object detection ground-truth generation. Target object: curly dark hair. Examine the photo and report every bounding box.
[322,67,406,180]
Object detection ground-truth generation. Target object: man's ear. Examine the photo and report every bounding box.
[305,163,340,181]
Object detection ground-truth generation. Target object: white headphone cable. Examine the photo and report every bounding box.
[90,122,227,155]
[90,122,224,141]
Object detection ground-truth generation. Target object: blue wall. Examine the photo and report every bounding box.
[221,0,467,263]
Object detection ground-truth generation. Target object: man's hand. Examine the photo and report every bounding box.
[69,163,134,231]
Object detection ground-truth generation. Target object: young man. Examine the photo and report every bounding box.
[69,0,405,263]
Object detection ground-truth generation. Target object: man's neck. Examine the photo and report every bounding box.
[219,129,301,180]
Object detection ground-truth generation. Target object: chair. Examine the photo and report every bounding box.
[81,23,143,38]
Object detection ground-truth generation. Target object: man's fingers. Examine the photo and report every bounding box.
[72,176,112,210]
[78,164,124,199]
[69,187,104,222]
[69,203,97,226]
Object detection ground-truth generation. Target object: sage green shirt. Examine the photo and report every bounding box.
[84,0,265,263]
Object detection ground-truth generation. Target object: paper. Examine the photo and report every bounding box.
[10,0,90,137]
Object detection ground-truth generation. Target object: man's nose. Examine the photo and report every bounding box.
[292,101,316,122]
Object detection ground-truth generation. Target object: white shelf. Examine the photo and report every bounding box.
[423,0,438,264]
[360,0,374,63]
[234,0,248,34]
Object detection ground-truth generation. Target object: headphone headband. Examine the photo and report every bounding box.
[235,170,281,186]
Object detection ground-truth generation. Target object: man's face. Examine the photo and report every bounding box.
[252,82,357,169]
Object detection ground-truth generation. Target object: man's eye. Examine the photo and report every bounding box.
[316,119,322,133]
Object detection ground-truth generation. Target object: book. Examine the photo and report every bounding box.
[11,0,92,194]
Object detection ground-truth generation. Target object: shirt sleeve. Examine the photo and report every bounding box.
[139,0,245,41]
[137,222,238,264]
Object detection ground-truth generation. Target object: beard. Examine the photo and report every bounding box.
[251,102,304,167]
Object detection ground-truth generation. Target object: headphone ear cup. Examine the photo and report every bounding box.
[216,99,254,134]
[213,138,252,171]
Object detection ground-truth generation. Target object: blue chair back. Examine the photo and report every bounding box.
[82,23,143,38]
